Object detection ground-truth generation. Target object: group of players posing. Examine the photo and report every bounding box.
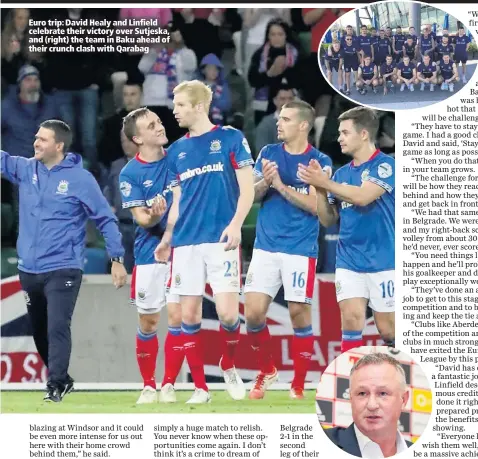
[325,24,471,95]
[119,80,395,405]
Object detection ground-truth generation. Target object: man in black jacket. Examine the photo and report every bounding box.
[98,79,143,169]
[324,353,413,458]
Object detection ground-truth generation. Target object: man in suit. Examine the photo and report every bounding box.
[324,353,413,458]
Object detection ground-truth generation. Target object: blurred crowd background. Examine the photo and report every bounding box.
[1,8,396,277]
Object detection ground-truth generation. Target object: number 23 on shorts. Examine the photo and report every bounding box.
[224,261,239,277]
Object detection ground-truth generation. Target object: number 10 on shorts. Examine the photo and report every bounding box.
[380,280,394,298]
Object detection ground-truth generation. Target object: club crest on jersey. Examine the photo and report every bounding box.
[178,152,187,160]
[361,169,370,182]
[210,140,222,153]
[378,162,393,179]
[138,289,146,300]
[242,137,252,154]
[175,274,181,286]
[56,180,69,195]
[120,181,132,197]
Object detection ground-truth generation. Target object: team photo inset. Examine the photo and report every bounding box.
[319,2,477,110]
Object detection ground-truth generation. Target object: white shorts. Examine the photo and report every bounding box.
[244,249,317,304]
[335,268,395,313]
[130,263,180,314]
[168,243,241,296]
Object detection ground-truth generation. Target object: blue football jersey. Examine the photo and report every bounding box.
[328,151,394,273]
[420,34,433,53]
[360,64,376,79]
[398,61,415,78]
[167,126,254,247]
[439,59,455,79]
[454,35,471,55]
[253,143,332,259]
[358,35,373,56]
[119,153,176,265]
[418,62,436,77]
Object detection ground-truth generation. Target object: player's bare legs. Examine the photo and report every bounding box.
[288,301,313,399]
[180,295,209,401]
[245,292,276,399]
[136,311,160,403]
[339,298,367,352]
[215,291,246,400]
[160,302,184,403]
[373,311,395,347]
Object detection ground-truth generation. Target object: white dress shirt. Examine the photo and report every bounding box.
[354,424,409,458]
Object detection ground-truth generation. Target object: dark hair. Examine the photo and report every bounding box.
[338,107,379,141]
[361,25,367,29]
[282,100,315,132]
[271,84,295,100]
[459,25,465,30]
[39,120,72,153]
[263,18,291,46]
[122,107,151,144]
[386,54,393,58]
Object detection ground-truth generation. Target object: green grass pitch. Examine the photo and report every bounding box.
[1,390,315,414]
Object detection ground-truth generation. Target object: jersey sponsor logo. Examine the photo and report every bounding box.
[378,162,393,179]
[361,169,370,182]
[341,202,354,210]
[179,162,224,181]
[120,181,132,197]
[289,184,308,194]
[242,137,252,154]
[56,180,69,195]
[145,187,172,207]
[178,152,187,160]
[210,140,222,153]
[143,180,153,188]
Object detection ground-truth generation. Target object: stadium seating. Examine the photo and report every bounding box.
[1,247,19,279]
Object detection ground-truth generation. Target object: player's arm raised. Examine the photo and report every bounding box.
[1,150,29,185]
[129,196,167,228]
[155,186,181,263]
[298,160,386,208]
[265,158,317,215]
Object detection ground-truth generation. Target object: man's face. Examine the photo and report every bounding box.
[277,107,304,142]
[386,56,393,65]
[397,27,402,35]
[379,30,385,39]
[273,89,295,111]
[204,64,219,82]
[442,36,449,45]
[338,119,366,156]
[361,27,367,36]
[20,75,40,95]
[34,127,61,162]
[346,26,353,36]
[350,363,409,440]
[14,8,29,33]
[403,57,410,66]
[407,38,413,46]
[386,28,391,36]
[134,111,168,148]
[371,29,377,37]
[410,27,415,35]
[458,28,464,36]
[332,42,341,52]
[423,55,430,65]
[345,37,353,46]
[443,55,450,64]
[123,85,142,112]
[364,57,371,66]
[173,91,198,128]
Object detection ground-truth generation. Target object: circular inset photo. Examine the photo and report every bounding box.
[316,346,432,458]
[318,2,477,110]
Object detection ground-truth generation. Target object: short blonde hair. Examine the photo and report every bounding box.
[173,80,213,112]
